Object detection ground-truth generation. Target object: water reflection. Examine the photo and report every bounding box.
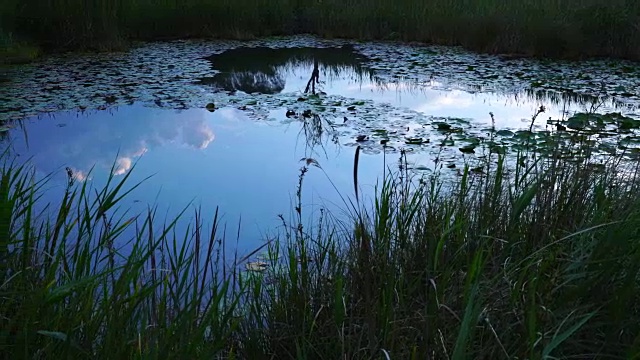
[3,44,640,259]
[197,46,377,94]
[294,112,341,159]
[11,107,215,180]
[381,79,635,115]
[6,105,384,257]
[198,45,637,114]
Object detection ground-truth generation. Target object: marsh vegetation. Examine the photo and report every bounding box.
[2,4,640,356]
[2,0,640,61]
[3,122,640,358]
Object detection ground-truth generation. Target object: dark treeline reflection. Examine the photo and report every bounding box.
[520,88,635,111]
[196,45,378,94]
[453,82,636,111]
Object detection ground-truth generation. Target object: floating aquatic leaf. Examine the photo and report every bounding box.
[405,137,425,145]
[459,145,476,153]
[514,130,535,139]
[488,144,507,154]
[449,118,471,125]
[466,137,481,145]
[496,130,514,137]
[566,115,589,130]
[434,122,452,131]
[614,114,640,129]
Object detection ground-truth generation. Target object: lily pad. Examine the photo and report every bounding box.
[434,122,452,131]
[405,137,426,145]
[459,145,476,153]
[565,113,594,130]
[496,130,514,137]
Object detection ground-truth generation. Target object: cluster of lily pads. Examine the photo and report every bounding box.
[202,89,640,172]
[1,35,639,168]
[356,43,640,106]
[2,34,639,120]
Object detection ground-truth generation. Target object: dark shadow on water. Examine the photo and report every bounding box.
[196,45,378,94]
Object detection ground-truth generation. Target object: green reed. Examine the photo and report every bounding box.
[2,111,640,358]
[3,0,639,60]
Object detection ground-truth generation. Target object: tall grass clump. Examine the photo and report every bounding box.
[3,114,640,358]
[4,0,640,59]
[234,140,640,358]
[0,153,243,358]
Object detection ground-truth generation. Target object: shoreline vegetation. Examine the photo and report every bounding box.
[1,0,640,63]
[3,110,640,358]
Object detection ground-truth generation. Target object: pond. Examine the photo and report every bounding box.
[2,35,640,257]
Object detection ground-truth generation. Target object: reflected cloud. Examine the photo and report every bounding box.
[10,107,216,179]
[183,121,215,149]
[427,92,476,109]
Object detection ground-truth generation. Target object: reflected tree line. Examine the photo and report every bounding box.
[194,45,639,158]
[198,44,636,110]
[197,45,377,94]
[198,45,372,157]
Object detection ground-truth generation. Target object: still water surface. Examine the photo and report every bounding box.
[2,36,639,257]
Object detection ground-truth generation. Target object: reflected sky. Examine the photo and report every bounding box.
[4,45,639,257]
[7,105,386,256]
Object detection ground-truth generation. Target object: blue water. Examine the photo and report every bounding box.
[7,104,386,258]
[4,43,637,261]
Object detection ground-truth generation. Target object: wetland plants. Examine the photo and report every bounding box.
[2,120,640,359]
[2,0,640,62]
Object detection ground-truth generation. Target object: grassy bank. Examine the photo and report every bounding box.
[2,0,640,61]
[2,124,640,359]
[0,32,41,65]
